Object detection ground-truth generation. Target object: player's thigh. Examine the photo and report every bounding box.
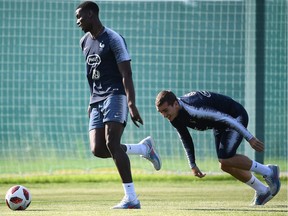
[88,102,106,151]
[105,122,125,151]
[89,128,106,151]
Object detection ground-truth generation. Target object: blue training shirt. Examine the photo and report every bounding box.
[171,91,253,168]
[80,27,130,104]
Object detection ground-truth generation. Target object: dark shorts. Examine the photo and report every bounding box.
[89,95,128,131]
[214,104,249,159]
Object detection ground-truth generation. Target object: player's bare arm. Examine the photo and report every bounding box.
[118,61,143,127]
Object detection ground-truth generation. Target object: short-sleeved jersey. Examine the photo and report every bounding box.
[170,91,253,168]
[80,27,130,104]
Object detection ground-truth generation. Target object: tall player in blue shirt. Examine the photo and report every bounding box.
[75,1,161,209]
[156,90,281,206]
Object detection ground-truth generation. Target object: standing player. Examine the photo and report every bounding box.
[75,1,161,209]
[155,90,281,205]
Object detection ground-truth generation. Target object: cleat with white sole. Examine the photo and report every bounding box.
[252,188,273,205]
[112,197,141,209]
[264,164,281,196]
[140,136,161,171]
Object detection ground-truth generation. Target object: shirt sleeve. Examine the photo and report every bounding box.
[110,33,131,63]
[172,121,197,169]
[183,103,254,141]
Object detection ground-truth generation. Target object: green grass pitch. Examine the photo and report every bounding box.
[0,174,287,216]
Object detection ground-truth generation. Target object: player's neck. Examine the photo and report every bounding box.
[90,23,104,39]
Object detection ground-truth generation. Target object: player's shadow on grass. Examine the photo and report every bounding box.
[26,209,55,211]
[185,208,287,213]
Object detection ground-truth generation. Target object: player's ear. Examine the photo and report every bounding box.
[87,10,94,18]
[173,100,179,108]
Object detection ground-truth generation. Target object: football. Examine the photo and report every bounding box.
[5,185,32,210]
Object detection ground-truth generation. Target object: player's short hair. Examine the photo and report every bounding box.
[76,1,99,15]
[155,90,177,107]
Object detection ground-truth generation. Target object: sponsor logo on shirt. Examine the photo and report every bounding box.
[87,54,101,67]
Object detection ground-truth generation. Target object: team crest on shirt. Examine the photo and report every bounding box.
[99,42,105,48]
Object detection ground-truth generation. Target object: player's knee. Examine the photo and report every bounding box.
[220,163,230,173]
[105,141,118,154]
[91,148,101,157]
[219,159,231,172]
[91,145,110,158]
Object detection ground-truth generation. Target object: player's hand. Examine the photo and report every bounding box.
[192,166,206,178]
[249,137,264,152]
[129,104,143,128]
[87,105,92,118]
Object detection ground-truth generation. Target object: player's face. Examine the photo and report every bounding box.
[157,101,180,122]
[75,8,92,33]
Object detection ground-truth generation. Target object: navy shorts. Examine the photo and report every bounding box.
[89,95,128,131]
[214,104,249,159]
